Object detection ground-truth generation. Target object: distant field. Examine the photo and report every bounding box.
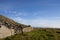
[0,28,60,40]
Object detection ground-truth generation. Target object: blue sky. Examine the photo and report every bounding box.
[0,0,60,28]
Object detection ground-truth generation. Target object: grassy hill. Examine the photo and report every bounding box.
[0,28,60,40]
[0,15,60,40]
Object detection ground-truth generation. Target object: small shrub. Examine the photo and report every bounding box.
[46,34,54,37]
[56,32,60,34]
[5,37,11,40]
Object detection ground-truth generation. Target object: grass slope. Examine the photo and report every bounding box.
[0,28,60,40]
[0,15,20,26]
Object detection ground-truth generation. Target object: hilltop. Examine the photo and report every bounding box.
[0,15,31,28]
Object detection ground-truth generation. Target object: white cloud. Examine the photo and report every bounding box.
[13,17,60,28]
[15,12,28,16]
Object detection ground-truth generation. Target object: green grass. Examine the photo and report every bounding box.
[1,28,60,40]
